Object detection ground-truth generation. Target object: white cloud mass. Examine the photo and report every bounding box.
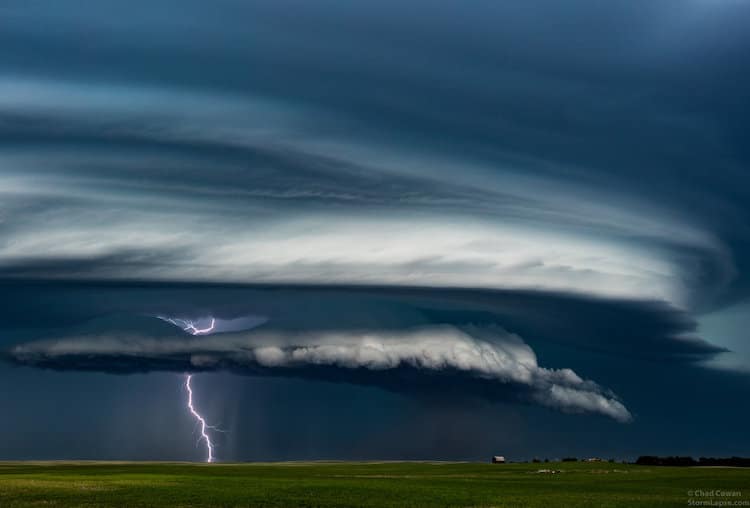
[0,77,736,311]
[9,325,632,422]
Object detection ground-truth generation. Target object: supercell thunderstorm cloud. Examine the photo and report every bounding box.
[0,0,749,462]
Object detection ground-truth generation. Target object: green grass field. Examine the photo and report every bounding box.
[0,461,747,507]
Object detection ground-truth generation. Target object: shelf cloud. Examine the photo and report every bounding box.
[6,320,632,422]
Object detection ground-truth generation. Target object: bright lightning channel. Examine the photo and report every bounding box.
[160,316,220,463]
[164,317,216,335]
[185,374,215,463]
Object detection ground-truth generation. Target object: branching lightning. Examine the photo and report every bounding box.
[185,374,215,463]
[163,317,216,335]
[158,315,221,462]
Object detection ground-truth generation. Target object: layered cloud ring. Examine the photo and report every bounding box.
[0,76,738,311]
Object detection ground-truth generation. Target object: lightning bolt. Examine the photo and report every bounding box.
[158,315,221,462]
[185,374,215,463]
[163,317,216,335]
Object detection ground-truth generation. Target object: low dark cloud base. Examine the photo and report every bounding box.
[0,280,724,362]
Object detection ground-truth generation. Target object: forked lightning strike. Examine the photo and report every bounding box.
[185,374,215,463]
[159,315,220,463]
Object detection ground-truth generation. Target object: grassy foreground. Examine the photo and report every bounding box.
[0,461,748,507]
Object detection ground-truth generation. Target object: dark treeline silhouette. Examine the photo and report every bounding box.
[636,456,750,467]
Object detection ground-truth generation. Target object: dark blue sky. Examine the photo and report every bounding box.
[1,0,749,461]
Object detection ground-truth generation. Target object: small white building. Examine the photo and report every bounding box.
[492,456,506,464]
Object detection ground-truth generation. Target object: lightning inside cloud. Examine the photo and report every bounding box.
[161,317,216,336]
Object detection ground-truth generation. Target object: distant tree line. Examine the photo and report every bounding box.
[636,456,750,467]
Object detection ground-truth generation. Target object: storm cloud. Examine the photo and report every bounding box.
[1,0,749,460]
[6,317,631,422]
[0,282,725,425]
[1,1,748,311]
